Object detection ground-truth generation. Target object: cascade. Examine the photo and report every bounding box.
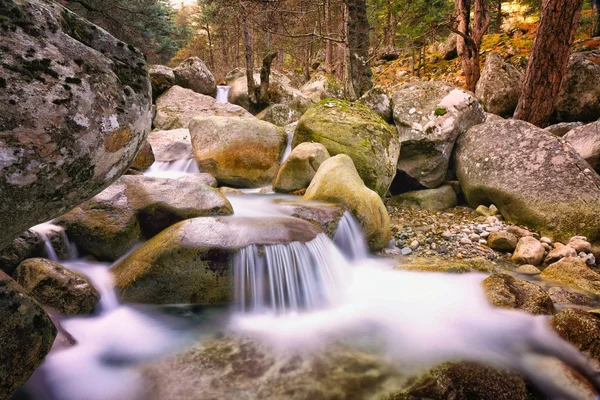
[30,222,76,262]
[216,85,230,103]
[144,158,199,177]
[333,212,369,261]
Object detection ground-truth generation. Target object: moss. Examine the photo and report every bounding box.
[434,107,447,116]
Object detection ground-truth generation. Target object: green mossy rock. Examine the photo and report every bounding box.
[293,99,400,196]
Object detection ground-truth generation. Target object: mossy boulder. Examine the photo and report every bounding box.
[0,230,45,275]
[540,257,600,296]
[389,185,457,211]
[0,271,56,399]
[112,216,323,304]
[392,81,485,190]
[293,99,400,196]
[14,258,100,315]
[483,273,555,315]
[0,0,152,250]
[551,308,600,364]
[273,142,330,193]
[304,155,390,250]
[358,87,393,123]
[455,119,600,244]
[190,116,287,188]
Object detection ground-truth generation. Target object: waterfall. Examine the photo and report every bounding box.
[333,212,369,261]
[234,234,347,314]
[281,127,294,163]
[30,222,77,262]
[216,85,230,103]
[145,158,199,177]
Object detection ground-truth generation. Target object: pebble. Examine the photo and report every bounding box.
[540,237,552,245]
[401,247,413,256]
[459,238,472,245]
[409,240,419,250]
[515,264,541,275]
[469,234,480,242]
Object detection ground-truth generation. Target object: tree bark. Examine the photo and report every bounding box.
[325,0,333,74]
[513,0,583,127]
[241,17,257,104]
[336,1,346,81]
[383,0,396,49]
[205,23,215,72]
[343,0,372,98]
[456,0,490,92]
[594,0,600,37]
[496,0,502,32]
[259,51,277,106]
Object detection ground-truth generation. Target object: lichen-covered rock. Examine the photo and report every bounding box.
[149,64,175,100]
[389,185,457,211]
[563,121,600,173]
[0,271,56,399]
[545,121,584,137]
[0,230,44,275]
[299,72,345,102]
[455,119,600,244]
[304,155,390,250]
[0,0,152,250]
[554,51,600,122]
[190,116,287,188]
[147,128,193,162]
[273,142,330,193]
[13,258,99,315]
[256,103,304,126]
[487,231,518,252]
[483,273,555,315]
[475,53,523,117]
[512,237,545,266]
[541,257,600,295]
[112,216,323,304]
[173,57,217,97]
[153,86,252,130]
[293,99,400,196]
[392,82,485,190]
[130,140,155,171]
[357,87,393,123]
[56,175,232,260]
[551,308,600,364]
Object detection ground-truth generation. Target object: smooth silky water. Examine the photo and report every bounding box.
[16,156,600,400]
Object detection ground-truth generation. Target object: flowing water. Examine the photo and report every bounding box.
[17,158,600,400]
[216,85,230,103]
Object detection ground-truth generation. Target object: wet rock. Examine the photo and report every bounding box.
[271,199,345,238]
[547,287,597,307]
[554,51,600,122]
[273,143,330,193]
[512,237,545,265]
[153,86,252,130]
[147,128,193,162]
[455,119,600,244]
[149,64,175,100]
[487,231,518,252]
[541,257,600,295]
[190,116,287,188]
[130,140,155,171]
[299,72,345,102]
[293,99,400,196]
[57,175,232,260]
[357,87,393,123]
[545,245,577,264]
[545,121,584,137]
[475,53,524,117]
[0,0,152,250]
[305,155,390,250]
[0,271,56,398]
[389,185,457,211]
[13,258,99,315]
[0,230,45,275]
[113,217,322,304]
[514,264,541,275]
[551,308,600,363]
[392,82,485,189]
[483,273,555,315]
[173,57,217,97]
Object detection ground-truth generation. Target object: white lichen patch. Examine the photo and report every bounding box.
[101,114,120,133]
[0,145,18,170]
[438,89,471,110]
[7,170,37,186]
[73,113,91,128]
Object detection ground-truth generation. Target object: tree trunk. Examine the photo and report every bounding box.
[594,0,600,37]
[241,17,257,105]
[259,51,277,106]
[343,0,372,98]
[205,23,215,72]
[383,0,396,49]
[456,0,490,92]
[325,0,333,73]
[336,1,346,81]
[496,0,502,32]
[513,0,583,127]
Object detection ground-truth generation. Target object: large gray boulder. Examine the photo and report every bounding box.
[392,82,485,190]
[112,216,323,304]
[357,87,393,124]
[190,116,287,188]
[147,128,193,162]
[299,72,345,102]
[0,0,152,250]
[554,51,600,122]
[563,121,600,173]
[173,57,217,97]
[475,53,523,117]
[293,99,400,196]
[148,64,175,100]
[455,119,600,244]
[153,86,252,130]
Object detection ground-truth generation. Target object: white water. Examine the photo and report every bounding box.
[30,223,76,262]
[281,127,294,163]
[144,158,199,177]
[333,212,369,260]
[216,85,230,103]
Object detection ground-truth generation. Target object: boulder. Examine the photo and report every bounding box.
[304,155,390,250]
[439,33,458,60]
[271,199,345,238]
[511,237,545,266]
[190,116,287,188]
[455,119,600,244]
[389,185,457,211]
[13,258,99,315]
[293,99,400,196]
[357,87,393,124]
[299,72,345,102]
[541,257,600,295]
[569,237,593,253]
[130,140,155,171]
[173,57,217,97]
[545,121,584,137]
[545,245,577,264]
[482,273,555,315]
[153,86,252,130]
[149,64,175,100]
[0,0,152,250]
[56,175,233,260]
[487,231,518,252]
[392,82,485,190]
[273,143,330,193]
[112,216,323,304]
[257,103,304,126]
[475,53,523,117]
[554,51,600,122]
[551,308,600,364]
[0,230,45,275]
[563,121,600,172]
[0,271,56,399]
[147,128,193,162]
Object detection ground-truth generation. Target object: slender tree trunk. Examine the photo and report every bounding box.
[336,1,346,80]
[496,0,503,32]
[205,23,215,72]
[259,51,277,106]
[594,0,600,37]
[514,0,583,127]
[325,0,333,73]
[241,17,257,104]
[383,0,396,49]
[456,0,490,92]
[343,0,372,98]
